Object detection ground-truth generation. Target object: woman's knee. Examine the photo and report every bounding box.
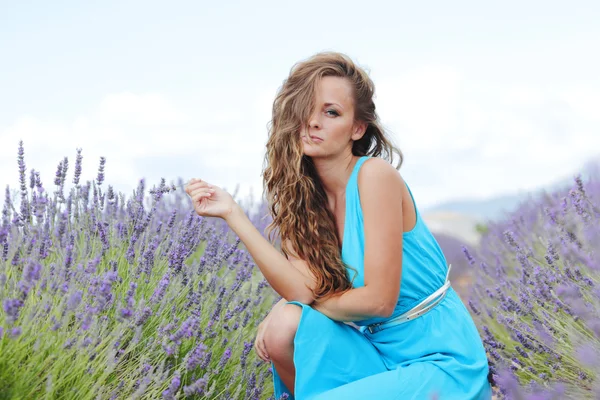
[264,304,302,356]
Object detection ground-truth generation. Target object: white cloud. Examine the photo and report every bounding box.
[563,87,600,122]
[95,92,190,126]
[0,91,270,209]
[1,75,598,213]
[376,64,462,152]
[372,66,600,207]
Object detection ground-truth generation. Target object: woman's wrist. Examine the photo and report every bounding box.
[224,202,244,224]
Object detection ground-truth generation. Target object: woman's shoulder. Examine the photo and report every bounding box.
[357,156,402,184]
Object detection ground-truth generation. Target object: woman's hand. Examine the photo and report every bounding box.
[254,317,272,363]
[184,178,237,219]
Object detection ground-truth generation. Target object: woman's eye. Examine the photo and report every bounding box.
[326,109,339,117]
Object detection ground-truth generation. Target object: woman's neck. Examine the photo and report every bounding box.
[312,153,357,202]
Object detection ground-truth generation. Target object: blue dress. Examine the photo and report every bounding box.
[271,156,492,400]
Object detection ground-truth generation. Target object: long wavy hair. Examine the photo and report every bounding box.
[262,51,404,301]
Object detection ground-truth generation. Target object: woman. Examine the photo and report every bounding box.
[185,51,492,400]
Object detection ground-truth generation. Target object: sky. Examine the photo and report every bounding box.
[1,0,599,211]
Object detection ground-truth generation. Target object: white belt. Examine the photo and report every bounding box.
[366,264,452,334]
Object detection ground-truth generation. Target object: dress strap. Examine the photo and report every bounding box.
[404,181,419,218]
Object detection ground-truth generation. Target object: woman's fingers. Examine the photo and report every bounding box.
[185,178,212,194]
[253,342,261,361]
[259,339,270,361]
[189,187,215,199]
[254,344,264,362]
[191,192,213,205]
[255,339,270,362]
[254,329,270,362]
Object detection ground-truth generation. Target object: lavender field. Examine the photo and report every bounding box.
[1,142,279,399]
[464,164,600,399]
[1,141,599,399]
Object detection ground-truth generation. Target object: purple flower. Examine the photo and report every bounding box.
[575,343,599,367]
[216,347,232,371]
[17,141,27,193]
[10,327,22,338]
[53,159,63,187]
[183,377,208,396]
[240,341,253,368]
[134,306,152,326]
[461,245,475,265]
[468,300,481,316]
[150,272,171,304]
[96,157,106,186]
[186,342,208,370]
[3,298,24,324]
[245,372,257,398]
[73,148,83,185]
[162,374,181,400]
[81,313,93,331]
[22,260,41,283]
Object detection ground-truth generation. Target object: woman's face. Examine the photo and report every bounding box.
[301,76,365,158]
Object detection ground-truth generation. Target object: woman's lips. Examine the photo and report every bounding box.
[302,136,323,143]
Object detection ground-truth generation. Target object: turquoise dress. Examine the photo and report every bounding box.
[271,156,492,400]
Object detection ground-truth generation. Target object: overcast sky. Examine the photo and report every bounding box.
[1,1,599,211]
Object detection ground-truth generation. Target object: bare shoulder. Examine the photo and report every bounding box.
[358,157,403,186]
[357,157,404,214]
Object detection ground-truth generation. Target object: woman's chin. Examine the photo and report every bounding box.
[302,148,320,157]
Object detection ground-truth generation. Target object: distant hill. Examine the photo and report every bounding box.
[422,195,524,222]
[423,162,597,222]
[420,158,598,245]
[421,211,482,246]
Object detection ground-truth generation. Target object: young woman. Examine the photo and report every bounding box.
[185,51,492,400]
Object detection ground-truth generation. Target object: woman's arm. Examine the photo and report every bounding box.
[313,158,404,322]
[260,238,318,321]
[225,205,317,304]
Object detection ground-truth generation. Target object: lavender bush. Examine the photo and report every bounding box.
[431,232,474,299]
[0,141,282,399]
[465,166,600,399]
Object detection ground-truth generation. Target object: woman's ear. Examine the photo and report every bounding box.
[352,121,368,141]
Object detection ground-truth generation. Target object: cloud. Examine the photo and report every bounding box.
[96,92,190,126]
[1,74,598,212]
[0,90,271,208]
[373,64,600,206]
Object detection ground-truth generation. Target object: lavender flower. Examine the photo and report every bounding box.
[96,156,106,186]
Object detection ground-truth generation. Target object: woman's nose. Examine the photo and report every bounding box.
[309,116,320,129]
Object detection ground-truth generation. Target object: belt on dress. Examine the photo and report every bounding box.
[365,264,452,334]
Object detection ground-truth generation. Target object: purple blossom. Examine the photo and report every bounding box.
[240,341,253,368]
[73,148,83,185]
[469,169,600,396]
[3,298,24,324]
[96,157,106,186]
[186,342,208,370]
[575,343,600,367]
[135,306,152,326]
[150,272,171,304]
[183,376,208,397]
[23,260,41,283]
[217,347,231,371]
[162,374,180,400]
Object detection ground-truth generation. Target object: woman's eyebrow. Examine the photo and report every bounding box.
[323,102,343,110]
